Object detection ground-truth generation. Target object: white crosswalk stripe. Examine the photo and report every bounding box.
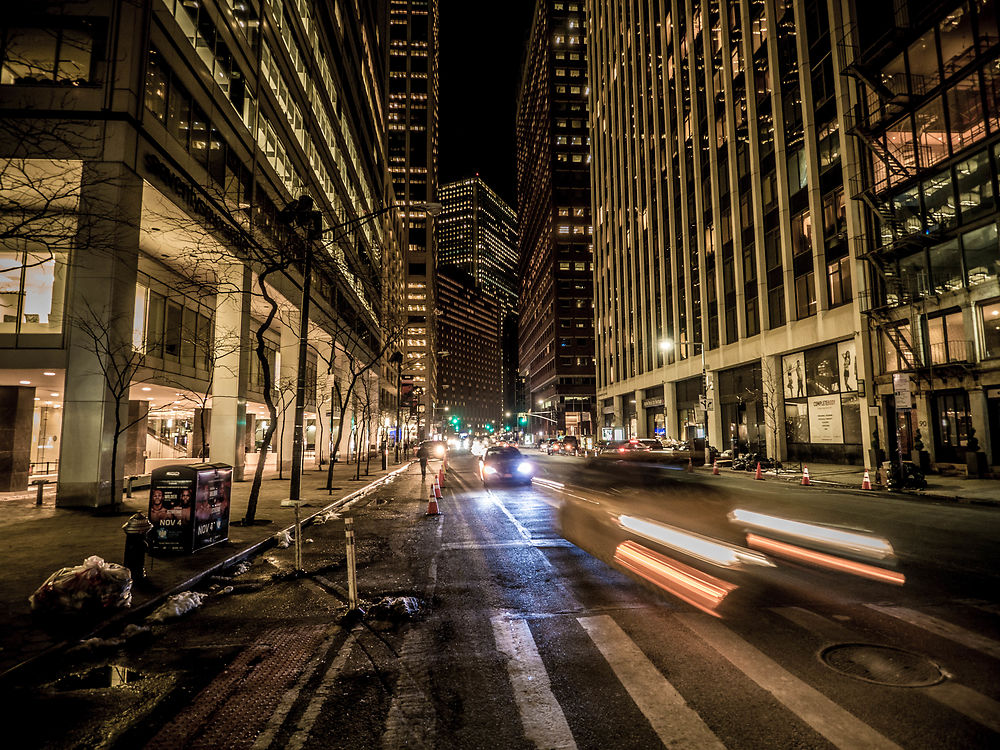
[675,612,903,750]
[492,615,577,750]
[866,604,1000,660]
[775,605,1000,735]
[578,615,726,749]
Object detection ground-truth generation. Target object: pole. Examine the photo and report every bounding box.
[290,243,312,503]
[294,502,303,572]
[345,515,358,609]
[394,356,402,463]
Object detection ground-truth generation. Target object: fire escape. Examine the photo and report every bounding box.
[838,15,948,383]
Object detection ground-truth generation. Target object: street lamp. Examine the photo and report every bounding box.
[283,197,443,502]
[660,338,711,466]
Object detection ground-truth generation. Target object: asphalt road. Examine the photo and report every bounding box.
[8,454,999,749]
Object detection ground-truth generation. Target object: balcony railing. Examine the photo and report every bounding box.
[927,340,974,366]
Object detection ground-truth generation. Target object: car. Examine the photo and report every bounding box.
[638,438,664,451]
[541,438,559,454]
[479,446,534,485]
[419,440,448,459]
[613,439,651,454]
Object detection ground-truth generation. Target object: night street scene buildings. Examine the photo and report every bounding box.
[587,0,1000,475]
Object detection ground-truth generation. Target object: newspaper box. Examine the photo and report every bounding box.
[148,463,232,552]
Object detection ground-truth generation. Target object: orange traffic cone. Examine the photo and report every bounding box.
[434,482,443,500]
[686,457,694,472]
[438,467,445,486]
[801,466,811,486]
[712,459,720,475]
[754,461,764,480]
[861,469,872,490]
[426,486,440,515]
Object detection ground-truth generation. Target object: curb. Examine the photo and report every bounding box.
[0,461,413,686]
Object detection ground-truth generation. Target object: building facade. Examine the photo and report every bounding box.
[437,175,519,417]
[516,0,596,440]
[0,0,404,503]
[587,0,999,475]
[389,0,440,441]
[436,266,502,431]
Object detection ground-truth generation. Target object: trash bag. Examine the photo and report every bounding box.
[29,555,133,613]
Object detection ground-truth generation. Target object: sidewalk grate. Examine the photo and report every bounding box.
[145,624,329,750]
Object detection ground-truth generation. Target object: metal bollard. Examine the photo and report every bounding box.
[34,479,46,506]
[345,515,358,610]
[125,475,135,498]
[122,512,153,582]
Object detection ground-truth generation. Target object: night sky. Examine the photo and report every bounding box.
[438,0,536,209]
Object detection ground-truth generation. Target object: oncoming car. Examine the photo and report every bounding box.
[419,440,447,460]
[479,446,534,486]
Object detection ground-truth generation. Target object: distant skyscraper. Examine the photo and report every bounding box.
[437,267,503,430]
[438,176,519,418]
[516,0,595,438]
[438,177,519,312]
[389,0,440,441]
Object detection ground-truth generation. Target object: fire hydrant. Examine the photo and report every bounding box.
[122,512,153,582]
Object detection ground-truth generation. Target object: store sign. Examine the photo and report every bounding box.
[808,395,843,444]
[893,373,912,409]
[642,397,664,408]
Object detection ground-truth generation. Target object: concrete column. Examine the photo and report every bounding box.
[705,370,723,453]
[210,263,251,479]
[664,381,678,441]
[331,345,353,462]
[0,386,35,491]
[124,400,148,476]
[635,389,648,438]
[969,387,991,464]
[244,414,256,453]
[57,162,142,507]
[313,337,333,469]
[277,312,299,475]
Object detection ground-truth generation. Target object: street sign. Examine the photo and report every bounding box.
[892,373,912,409]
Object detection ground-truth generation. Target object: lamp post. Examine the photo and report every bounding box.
[282,198,443,503]
[660,338,710,465]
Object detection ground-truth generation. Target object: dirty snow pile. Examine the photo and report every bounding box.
[366,596,421,622]
[146,591,206,623]
[311,509,341,525]
[272,529,294,548]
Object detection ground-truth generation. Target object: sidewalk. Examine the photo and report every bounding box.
[0,459,412,681]
[703,460,1000,505]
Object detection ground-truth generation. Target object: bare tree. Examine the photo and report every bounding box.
[746,359,783,471]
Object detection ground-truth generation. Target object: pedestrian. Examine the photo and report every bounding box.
[417,442,429,479]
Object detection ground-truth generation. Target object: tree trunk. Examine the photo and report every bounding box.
[244,273,280,525]
[326,384,337,493]
[110,400,121,507]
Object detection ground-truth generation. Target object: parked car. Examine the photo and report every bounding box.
[614,439,652,454]
[479,446,534,486]
[638,438,664,451]
[555,435,581,455]
[542,438,559,455]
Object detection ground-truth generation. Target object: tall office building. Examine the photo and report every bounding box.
[0,0,402,502]
[438,177,518,310]
[389,0,440,441]
[516,0,595,439]
[437,176,519,415]
[436,267,502,430]
[587,0,999,473]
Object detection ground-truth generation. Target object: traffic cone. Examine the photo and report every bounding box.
[712,459,720,475]
[861,469,872,490]
[801,466,811,486]
[426,486,440,515]
[686,457,694,472]
[438,467,445,486]
[754,461,764,480]
[434,482,443,500]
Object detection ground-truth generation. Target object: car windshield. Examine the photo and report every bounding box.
[486,447,521,458]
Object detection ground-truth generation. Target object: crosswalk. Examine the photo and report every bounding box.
[483,599,999,749]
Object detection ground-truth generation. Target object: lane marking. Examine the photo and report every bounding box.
[285,630,359,750]
[676,613,902,750]
[578,615,725,749]
[866,604,1000,659]
[487,488,534,542]
[776,606,1000,734]
[491,615,577,750]
[441,539,574,550]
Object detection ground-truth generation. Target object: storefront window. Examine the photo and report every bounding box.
[785,402,809,443]
[934,389,971,461]
[980,299,1000,358]
[0,241,68,337]
[963,222,999,286]
[841,393,862,445]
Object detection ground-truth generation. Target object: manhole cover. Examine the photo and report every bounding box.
[821,643,944,687]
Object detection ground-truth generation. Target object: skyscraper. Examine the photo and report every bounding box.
[389,0,440,440]
[437,176,519,416]
[586,0,999,473]
[516,0,595,439]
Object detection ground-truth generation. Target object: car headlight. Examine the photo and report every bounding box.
[517,461,533,474]
[435,446,445,457]
[483,465,498,475]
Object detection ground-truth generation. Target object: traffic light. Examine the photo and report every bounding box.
[518,414,528,425]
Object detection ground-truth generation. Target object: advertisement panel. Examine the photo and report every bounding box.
[150,463,232,552]
[808,394,844,444]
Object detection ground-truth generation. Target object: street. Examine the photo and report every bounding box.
[8,453,1000,749]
